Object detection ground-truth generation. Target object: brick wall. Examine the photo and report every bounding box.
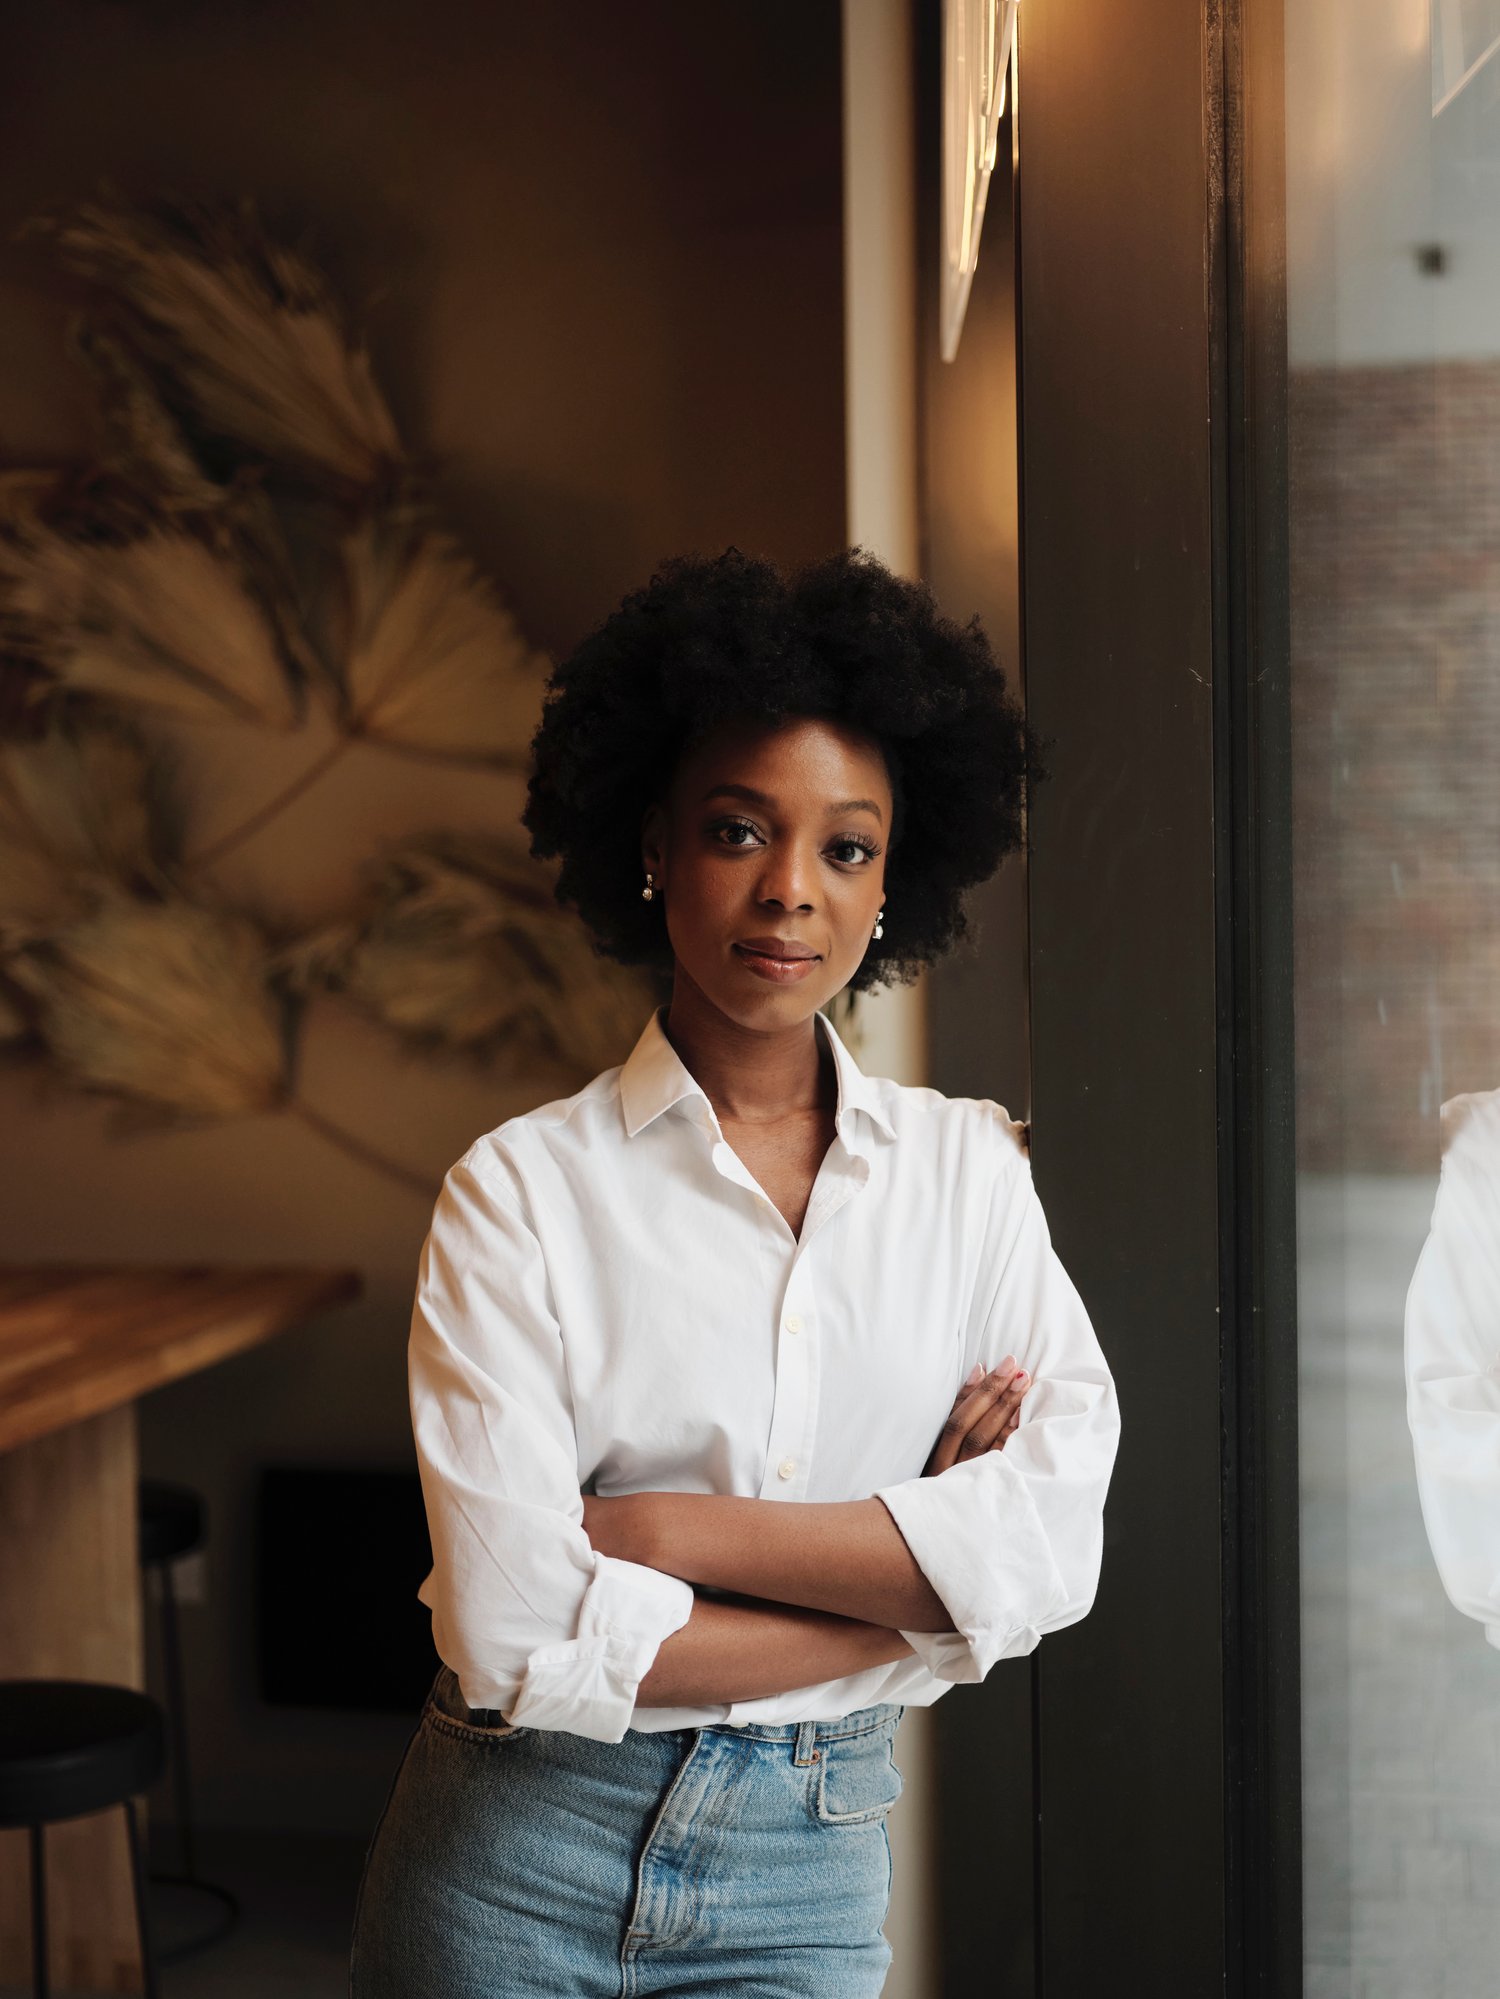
[1290,361,1500,1171]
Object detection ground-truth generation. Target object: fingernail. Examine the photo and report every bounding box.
[964,1362,984,1387]
[999,1355,1017,1372]
[1014,1370,1029,1384]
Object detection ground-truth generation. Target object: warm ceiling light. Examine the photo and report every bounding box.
[941,0,1019,362]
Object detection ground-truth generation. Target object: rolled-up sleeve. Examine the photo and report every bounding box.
[873,1122,1120,1681]
[409,1149,695,1740]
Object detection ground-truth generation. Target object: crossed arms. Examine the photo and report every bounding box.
[584,1360,1030,1706]
[409,1143,1120,1740]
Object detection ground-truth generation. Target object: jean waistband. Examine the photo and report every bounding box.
[707,1701,904,1747]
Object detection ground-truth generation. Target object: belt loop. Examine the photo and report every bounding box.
[794,1720,819,1765]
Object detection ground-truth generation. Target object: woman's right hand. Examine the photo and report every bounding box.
[923,1358,1032,1476]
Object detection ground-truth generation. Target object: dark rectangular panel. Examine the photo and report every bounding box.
[257,1465,436,1714]
[1017,1,1225,1990]
[1222,2,1304,1988]
[912,5,1038,1990]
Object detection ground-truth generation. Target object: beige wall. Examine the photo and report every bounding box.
[838,5,937,1994]
[0,0,845,1835]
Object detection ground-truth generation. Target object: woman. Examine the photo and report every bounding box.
[349,546,1120,1997]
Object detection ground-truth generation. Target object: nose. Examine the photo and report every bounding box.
[756,839,818,911]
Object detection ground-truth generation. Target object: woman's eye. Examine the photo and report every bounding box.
[715,819,761,847]
[712,820,877,866]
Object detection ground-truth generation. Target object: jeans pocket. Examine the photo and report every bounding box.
[813,1726,905,1826]
[422,1663,529,1745]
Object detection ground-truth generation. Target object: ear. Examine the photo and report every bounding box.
[640,799,667,876]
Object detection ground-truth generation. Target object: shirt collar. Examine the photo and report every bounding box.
[619,1002,897,1145]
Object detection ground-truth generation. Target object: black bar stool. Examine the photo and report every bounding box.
[138,1478,239,1956]
[0,1678,165,1998]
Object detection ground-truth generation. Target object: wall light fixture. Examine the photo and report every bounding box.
[941,0,1019,362]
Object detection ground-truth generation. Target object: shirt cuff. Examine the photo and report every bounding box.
[874,1454,1073,1683]
[506,1551,695,1740]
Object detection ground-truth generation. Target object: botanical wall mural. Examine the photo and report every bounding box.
[0,187,672,1195]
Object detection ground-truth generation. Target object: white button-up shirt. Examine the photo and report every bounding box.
[1405,1087,1500,1651]
[410,1002,1121,1741]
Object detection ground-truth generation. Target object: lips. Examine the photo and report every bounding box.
[732,941,821,982]
[735,939,819,961]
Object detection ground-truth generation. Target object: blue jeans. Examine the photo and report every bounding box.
[349,1664,907,1997]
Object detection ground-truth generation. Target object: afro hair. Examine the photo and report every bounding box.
[521,545,1043,995]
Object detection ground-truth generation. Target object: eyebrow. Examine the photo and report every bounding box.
[699,783,884,824]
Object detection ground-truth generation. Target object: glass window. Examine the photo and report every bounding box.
[1284,6,1500,1992]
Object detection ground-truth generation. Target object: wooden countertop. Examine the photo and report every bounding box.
[0,1264,364,1453]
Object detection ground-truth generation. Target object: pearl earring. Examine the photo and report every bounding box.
[642,871,656,901]
[872,906,885,940]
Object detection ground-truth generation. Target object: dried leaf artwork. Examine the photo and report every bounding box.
[0,188,656,1191]
[0,469,72,533]
[66,319,226,513]
[280,833,660,1081]
[0,519,305,729]
[0,709,178,947]
[329,511,553,764]
[5,890,290,1124]
[23,188,403,495]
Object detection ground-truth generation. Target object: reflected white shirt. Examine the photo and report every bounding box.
[410,1001,1121,1741]
[1405,1087,1500,1652]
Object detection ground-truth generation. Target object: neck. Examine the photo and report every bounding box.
[660,977,835,1125]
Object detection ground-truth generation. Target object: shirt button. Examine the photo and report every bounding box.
[778,1458,797,1480]
[785,1313,803,1334]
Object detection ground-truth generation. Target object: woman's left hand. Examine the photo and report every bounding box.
[923,1358,1032,1476]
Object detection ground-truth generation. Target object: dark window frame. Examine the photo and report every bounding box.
[915,2,1302,1990]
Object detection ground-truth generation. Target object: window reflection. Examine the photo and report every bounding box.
[1404,1089,1500,1655]
[1287,4,1500,1992]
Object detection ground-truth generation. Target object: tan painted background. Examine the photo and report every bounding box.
[0,0,847,1838]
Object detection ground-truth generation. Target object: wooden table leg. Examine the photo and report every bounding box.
[0,1403,147,1991]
